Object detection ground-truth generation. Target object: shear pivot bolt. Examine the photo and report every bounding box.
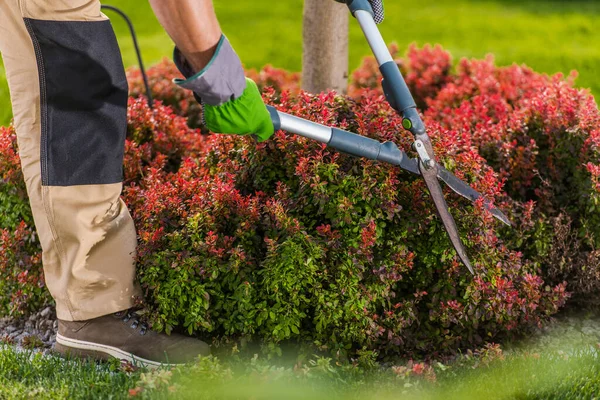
[414,140,434,169]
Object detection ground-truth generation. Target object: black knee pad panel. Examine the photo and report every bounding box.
[24,18,128,186]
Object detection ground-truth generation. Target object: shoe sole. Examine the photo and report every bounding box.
[55,333,180,369]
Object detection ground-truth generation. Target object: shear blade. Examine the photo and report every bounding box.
[419,162,474,274]
[399,157,512,227]
[436,166,512,227]
[399,156,420,175]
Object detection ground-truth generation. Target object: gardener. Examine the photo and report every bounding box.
[0,0,274,367]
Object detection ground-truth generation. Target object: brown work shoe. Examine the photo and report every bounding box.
[54,309,210,368]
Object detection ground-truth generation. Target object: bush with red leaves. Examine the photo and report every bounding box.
[120,84,571,358]
[123,49,595,358]
[420,57,600,297]
[3,44,600,359]
[127,58,204,128]
[0,98,206,317]
[350,45,600,298]
[348,43,452,109]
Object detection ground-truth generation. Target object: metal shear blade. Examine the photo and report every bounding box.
[436,166,512,227]
[396,145,511,275]
[399,155,511,227]
[419,161,474,274]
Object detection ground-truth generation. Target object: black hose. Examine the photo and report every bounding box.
[101,4,154,108]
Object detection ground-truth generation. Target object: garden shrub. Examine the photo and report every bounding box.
[0,127,32,231]
[421,57,600,298]
[127,59,204,128]
[246,64,301,95]
[123,49,598,358]
[2,44,599,359]
[350,46,600,298]
[348,43,452,110]
[0,221,47,317]
[0,126,48,317]
[0,98,206,317]
[123,88,569,359]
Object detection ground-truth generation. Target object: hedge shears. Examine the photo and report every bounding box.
[265,0,511,274]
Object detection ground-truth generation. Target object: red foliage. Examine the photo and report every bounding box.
[0,126,21,183]
[349,43,452,109]
[0,221,46,316]
[127,58,203,127]
[124,97,206,184]
[122,73,574,357]
[246,64,301,94]
[3,43,600,359]
[0,126,49,316]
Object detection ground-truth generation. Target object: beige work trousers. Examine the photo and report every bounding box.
[0,0,141,321]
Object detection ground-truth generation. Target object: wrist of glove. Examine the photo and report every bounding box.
[173,35,274,142]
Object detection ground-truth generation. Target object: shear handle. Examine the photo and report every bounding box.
[268,106,412,168]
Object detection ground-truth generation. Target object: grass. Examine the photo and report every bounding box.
[1,0,599,126]
[3,311,600,399]
[0,64,10,128]
[0,347,139,399]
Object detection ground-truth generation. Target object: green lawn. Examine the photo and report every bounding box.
[3,311,600,399]
[0,64,10,127]
[1,0,599,125]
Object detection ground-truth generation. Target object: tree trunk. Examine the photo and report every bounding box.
[302,0,349,94]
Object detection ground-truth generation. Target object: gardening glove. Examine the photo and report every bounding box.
[334,0,384,24]
[369,0,385,24]
[173,35,274,142]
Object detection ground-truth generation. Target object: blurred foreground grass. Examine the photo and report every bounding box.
[2,311,600,399]
[1,0,599,125]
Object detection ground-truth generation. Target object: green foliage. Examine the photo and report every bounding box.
[122,47,591,360]
[0,221,49,317]
[0,125,50,316]
[0,183,32,230]
[0,125,30,230]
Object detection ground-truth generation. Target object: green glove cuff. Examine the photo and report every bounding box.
[203,78,275,142]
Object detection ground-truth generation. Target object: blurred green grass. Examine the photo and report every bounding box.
[1,0,599,126]
[3,311,600,399]
[0,64,9,127]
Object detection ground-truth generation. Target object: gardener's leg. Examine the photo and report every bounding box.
[0,0,208,366]
[0,0,139,321]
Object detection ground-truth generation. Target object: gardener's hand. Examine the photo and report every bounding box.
[200,78,274,142]
[334,0,384,24]
[369,0,385,24]
[172,35,274,142]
